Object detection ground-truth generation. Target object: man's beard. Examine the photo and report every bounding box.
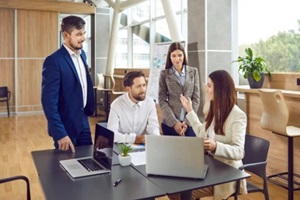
[132,93,145,101]
[70,42,83,50]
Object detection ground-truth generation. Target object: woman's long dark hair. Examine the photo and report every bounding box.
[205,70,237,135]
[165,42,188,69]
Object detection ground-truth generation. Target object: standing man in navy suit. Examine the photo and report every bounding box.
[42,16,94,152]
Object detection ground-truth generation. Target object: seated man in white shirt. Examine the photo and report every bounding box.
[107,71,160,144]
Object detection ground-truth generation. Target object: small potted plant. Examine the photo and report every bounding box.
[233,47,271,88]
[118,144,132,166]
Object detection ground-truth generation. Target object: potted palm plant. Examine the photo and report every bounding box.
[233,47,271,88]
[118,144,132,166]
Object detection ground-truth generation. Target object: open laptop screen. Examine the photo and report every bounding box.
[93,124,114,170]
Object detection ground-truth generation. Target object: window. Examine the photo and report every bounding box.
[154,18,171,43]
[133,27,150,68]
[238,0,300,73]
[131,1,150,23]
[115,29,128,68]
[115,0,187,69]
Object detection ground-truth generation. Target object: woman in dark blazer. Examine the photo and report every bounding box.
[158,42,200,136]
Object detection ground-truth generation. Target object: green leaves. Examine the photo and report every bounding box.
[233,47,271,81]
[118,144,132,157]
[253,31,300,72]
[245,47,253,59]
[252,70,262,81]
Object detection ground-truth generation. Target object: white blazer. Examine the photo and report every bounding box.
[185,105,247,199]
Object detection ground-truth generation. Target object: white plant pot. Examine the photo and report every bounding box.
[118,154,132,166]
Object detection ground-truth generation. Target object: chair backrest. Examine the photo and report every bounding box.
[109,75,116,90]
[108,75,125,95]
[0,175,31,200]
[243,134,270,177]
[0,86,9,98]
[97,73,105,89]
[258,89,288,135]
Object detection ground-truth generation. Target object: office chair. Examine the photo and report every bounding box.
[0,175,31,200]
[96,74,125,121]
[229,134,270,200]
[94,73,113,120]
[105,75,126,120]
[108,74,126,96]
[258,89,300,200]
[97,73,105,90]
[194,134,270,200]
[0,86,11,117]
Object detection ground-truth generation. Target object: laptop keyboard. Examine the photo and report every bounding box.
[78,159,104,171]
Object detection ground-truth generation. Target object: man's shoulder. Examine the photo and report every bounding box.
[111,93,127,106]
[142,96,156,108]
[144,96,155,103]
[45,46,64,59]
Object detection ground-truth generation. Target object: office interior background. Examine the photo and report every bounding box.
[0,0,300,199]
[1,0,300,116]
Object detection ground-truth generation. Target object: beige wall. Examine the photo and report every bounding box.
[0,8,15,114]
[17,10,58,112]
[263,72,300,91]
[0,9,58,113]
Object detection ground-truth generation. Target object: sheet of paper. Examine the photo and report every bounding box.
[129,151,146,166]
[129,144,145,151]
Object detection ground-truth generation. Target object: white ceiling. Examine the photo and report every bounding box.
[55,0,107,7]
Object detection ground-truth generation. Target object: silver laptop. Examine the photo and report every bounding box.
[145,135,208,179]
[59,124,114,179]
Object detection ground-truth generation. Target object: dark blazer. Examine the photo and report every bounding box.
[41,45,94,142]
[158,65,200,127]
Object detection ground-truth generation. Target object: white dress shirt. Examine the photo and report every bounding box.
[107,93,160,143]
[63,44,87,106]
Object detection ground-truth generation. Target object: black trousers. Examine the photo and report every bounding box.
[54,115,92,149]
[161,123,196,137]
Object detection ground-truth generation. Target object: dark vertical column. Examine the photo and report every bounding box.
[188,0,232,120]
[93,7,111,112]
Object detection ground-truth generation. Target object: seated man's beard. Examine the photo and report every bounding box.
[133,93,145,101]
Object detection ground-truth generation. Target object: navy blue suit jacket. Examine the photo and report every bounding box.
[41,45,95,142]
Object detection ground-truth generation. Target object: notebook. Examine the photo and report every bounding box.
[59,124,114,179]
[145,135,208,179]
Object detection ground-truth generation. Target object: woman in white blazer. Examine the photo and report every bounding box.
[180,70,247,200]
